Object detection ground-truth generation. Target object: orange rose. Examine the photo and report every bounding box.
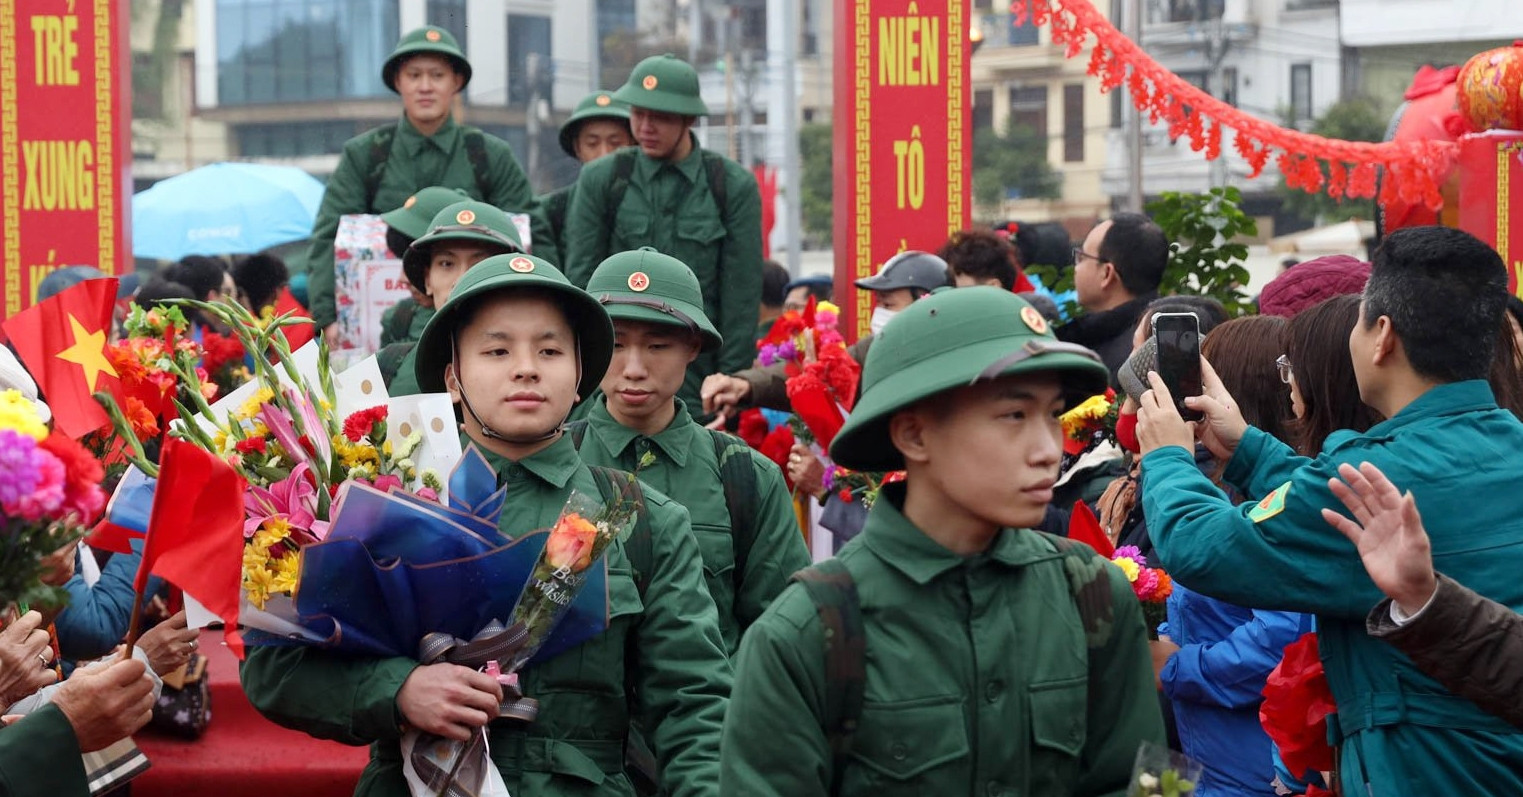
[544,514,600,573]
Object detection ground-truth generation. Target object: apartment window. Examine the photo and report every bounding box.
[507,14,553,105]
[1009,12,1040,46]
[216,0,399,106]
[235,120,362,157]
[1063,84,1084,162]
[1290,63,1313,124]
[1221,66,1238,106]
[426,0,467,49]
[1009,86,1048,138]
[973,88,994,131]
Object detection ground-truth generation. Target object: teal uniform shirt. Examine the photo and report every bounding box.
[240,434,731,797]
[564,147,763,416]
[577,397,810,653]
[299,115,535,329]
[0,704,88,796]
[721,484,1164,796]
[1142,380,1523,795]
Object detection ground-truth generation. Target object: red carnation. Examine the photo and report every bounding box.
[235,437,268,455]
[38,433,107,524]
[342,405,389,442]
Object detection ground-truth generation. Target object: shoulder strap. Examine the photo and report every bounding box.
[387,300,417,341]
[1037,531,1117,652]
[362,125,397,210]
[701,149,728,215]
[463,128,492,200]
[791,559,865,794]
[544,187,570,242]
[603,149,639,236]
[564,419,590,449]
[707,429,757,593]
[588,465,653,598]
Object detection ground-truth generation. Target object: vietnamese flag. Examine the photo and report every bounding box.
[135,438,248,657]
[1066,500,1115,559]
[0,278,121,438]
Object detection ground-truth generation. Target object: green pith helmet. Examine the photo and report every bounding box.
[402,200,524,293]
[829,287,1110,472]
[559,90,633,159]
[413,254,614,400]
[611,54,709,117]
[381,187,471,243]
[383,26,471,92]
[586,248,722,352]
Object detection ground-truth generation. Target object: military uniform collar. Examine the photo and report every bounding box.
[587,397,694,467]
[1325,379,1499,452]
[472,432,582,490]
[862,483,1062,585]
[636,133,704,183]
[398,114,460,155]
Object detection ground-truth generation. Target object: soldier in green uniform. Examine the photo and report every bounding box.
[376,187,470,383]
[241,254,731,797]
[298,25,538,340]
[539,91,634,257]
[385,199,525,396]
[573,248,810,653]
[564,55,764,419]
[720,287,1164,796]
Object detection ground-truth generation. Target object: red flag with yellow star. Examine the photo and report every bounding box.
[1,277,122,438]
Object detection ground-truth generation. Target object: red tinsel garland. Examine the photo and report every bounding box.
[1013,0,1456,210]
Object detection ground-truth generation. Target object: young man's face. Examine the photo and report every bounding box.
[876,288,917,312]
[602,320,700,425]
[447,293,579,443]
[426,242,503,304]
[396,55,464,129]
[575,119,633,163]
[630,107,693,160]
[906,372,1066,530]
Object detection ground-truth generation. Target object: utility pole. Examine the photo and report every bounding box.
[739,49,756,168]
[689,0,703,63]
[780,0,802,272]
[526,52,543,191]
[1126,0,1144,213]
[1205,1,1230,189]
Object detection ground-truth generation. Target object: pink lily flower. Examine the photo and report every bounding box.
[244,463,330,542]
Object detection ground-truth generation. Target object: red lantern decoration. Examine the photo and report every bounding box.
[1458,42,1523,132]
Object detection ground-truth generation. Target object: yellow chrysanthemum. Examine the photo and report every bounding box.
[333,438,380,470]
[252,517,293,552]
[237,387,275,421]
[271,552,302,594]
[1110,556,1140,583]
[243,562,277,609]
[0,390,48,441]
[1060,394,1111,440]
[242,543,269,574]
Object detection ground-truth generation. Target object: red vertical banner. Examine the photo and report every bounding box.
[1,0,132,316]
[1458,131,1523,297]
[833,0,972,339]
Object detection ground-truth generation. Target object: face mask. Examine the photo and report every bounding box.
[870,307,899,336]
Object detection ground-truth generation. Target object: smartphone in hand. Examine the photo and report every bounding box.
[1152,312,1204,421]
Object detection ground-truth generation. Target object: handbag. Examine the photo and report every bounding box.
[148,652,211,739]
[82,736,151,796]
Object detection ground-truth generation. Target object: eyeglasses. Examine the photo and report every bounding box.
[1276,354,1293,384]
[1072,246,1104,265]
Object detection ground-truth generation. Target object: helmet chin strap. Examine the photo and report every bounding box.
[451,334,581,446]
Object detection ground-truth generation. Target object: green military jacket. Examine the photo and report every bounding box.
[379,301,435,347]
[240,435,731,797]
[721,484,1164,796]
[1142,380,1523,795]
[386,345,423,396]
[577,398,811,653]
[563,147,763,415]
[0,704,87,796]
[299,115,536,328]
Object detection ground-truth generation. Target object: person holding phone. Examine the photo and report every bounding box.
[1133,227,1523,795]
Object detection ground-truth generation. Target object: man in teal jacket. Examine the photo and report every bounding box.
[241,254,731,796]
[1135,226,1523,795]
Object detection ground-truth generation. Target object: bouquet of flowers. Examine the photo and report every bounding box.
[758,298,861,449]
[1110,545,1173,634]
[821,465,904,510]
[1061,388,1120,458]
[1260,632,1336,795]
[1128,742,1201,797]
[0,389,106,608]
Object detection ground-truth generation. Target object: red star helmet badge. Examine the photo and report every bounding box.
[509,256,536,273]
[455,209,476,224]
[628,271,650,292]
[642,75,658,90]
[425,29,441,42]
[595,94,612,106]
[1020,305,1049,335]
[404,195,417,209]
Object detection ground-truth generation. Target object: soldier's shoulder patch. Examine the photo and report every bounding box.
[1248,481,1292,523]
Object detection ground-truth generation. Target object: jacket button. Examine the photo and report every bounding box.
[890,743,908,761]
[985,680,1003,702]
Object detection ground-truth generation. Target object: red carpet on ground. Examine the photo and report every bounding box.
[133,630,370,797]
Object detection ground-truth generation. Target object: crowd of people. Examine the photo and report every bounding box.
[4,22,1523,797]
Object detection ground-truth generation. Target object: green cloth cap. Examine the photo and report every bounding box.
[402,200,524,293]
[380,186,471,243]
[586,248,722,352]
[829,287,1110,472]
[559,90,633,159]
[611,54,709,117]
[383,26,471,92]
[413,254,614,400]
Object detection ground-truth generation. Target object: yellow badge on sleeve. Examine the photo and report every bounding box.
[1248,481,1291,523]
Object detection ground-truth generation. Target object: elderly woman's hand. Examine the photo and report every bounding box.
[0,611,58,706]
[136,610,199,676]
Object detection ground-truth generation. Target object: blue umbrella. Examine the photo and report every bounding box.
[131,162,325,260]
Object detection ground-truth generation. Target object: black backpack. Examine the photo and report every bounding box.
[793,532,1119,793]
[361,123,494,209]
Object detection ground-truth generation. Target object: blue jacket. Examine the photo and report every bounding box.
[53,546,142,662]
[1159,583,1312,796]
[1143,381,1523,796]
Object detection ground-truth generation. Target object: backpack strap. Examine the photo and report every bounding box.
[463,128,493,200]
[362,125,398,210]
[564,419,590,450]
[791,559,865,795]
[1036,531,1118,652]
[701,149,728,216]
[707,429,757,597]
[387,299,417,342]
[603,149,639,239]
[587,465,653,598]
